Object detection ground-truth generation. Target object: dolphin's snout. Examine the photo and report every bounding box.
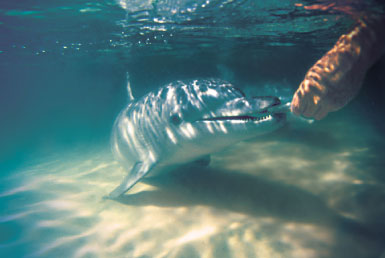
[267,101,291,114]
[249,96,282,113]
[251,96,281,105]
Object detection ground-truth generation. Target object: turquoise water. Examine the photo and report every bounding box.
[1,0,385,257]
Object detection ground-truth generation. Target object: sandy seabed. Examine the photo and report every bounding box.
[1,114,385,258]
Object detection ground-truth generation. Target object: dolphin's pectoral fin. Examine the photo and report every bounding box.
[192,155,211,167]
[108,162,154,199]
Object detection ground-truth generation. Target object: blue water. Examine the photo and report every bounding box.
[1,0,385,257]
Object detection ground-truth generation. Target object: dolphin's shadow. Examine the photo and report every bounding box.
[114,164,385,252]
[117,165,337,224]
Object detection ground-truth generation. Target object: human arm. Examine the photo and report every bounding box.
[291,16,385,120]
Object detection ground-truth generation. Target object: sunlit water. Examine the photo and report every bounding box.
[1,0,385,257]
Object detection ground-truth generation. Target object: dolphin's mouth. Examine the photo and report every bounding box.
[199,114,274,122]
[196,97,288,123]
[198,112,286,123]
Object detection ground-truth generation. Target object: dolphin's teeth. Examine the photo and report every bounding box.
[200,113,275,123]
[250,114,273,123]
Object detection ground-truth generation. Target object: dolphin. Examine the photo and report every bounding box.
[108,78,286,198]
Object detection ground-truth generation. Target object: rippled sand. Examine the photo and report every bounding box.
[1,115,384,258]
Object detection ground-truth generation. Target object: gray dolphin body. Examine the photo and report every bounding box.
[109,78,286,198]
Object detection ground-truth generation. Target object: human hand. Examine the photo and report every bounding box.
[291,78,340,120]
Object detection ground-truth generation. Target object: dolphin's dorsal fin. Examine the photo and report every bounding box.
[126,72,135,102]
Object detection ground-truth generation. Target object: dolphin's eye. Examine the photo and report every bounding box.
[170,114,182,125]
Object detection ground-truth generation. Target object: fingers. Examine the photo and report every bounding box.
[292,94,330,120]
[291,81,309,115]
[291,83,314,116]
[291,79,331,120]
[291,89,303,115]
[302,95,321,117]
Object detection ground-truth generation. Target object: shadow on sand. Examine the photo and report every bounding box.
[109,124,385,257]
[111,165,385,257]
[115,165,384,240]
[116,166,333,223]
